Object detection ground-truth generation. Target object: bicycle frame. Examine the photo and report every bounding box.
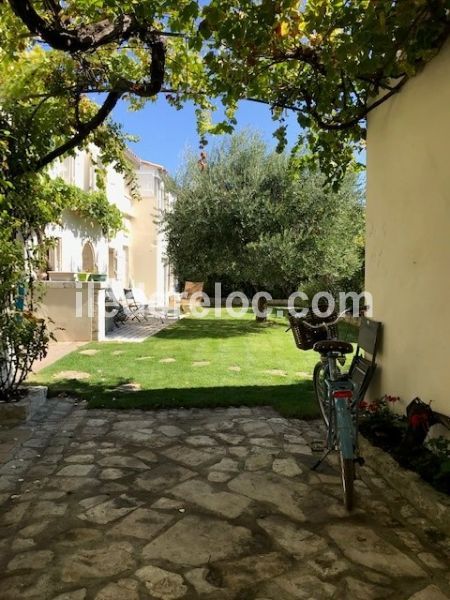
[292,306,366,508]
[323,354,357,459]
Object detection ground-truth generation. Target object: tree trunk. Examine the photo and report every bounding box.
[255,295,268,323]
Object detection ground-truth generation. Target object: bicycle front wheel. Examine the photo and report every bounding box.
[339,451,355,511]
[313,361,330,426]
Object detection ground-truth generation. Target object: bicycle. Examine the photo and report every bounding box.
[288,306,364,510]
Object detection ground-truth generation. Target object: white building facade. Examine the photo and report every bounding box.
[40,148,176,341]
[46,147,175,306]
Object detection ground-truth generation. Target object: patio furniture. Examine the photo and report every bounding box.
[89,273,107,282]
[124,288,147,322]
[105,287,129,328]
[124,288,167,323]
[180,281,204,313]
[347,316,382,404]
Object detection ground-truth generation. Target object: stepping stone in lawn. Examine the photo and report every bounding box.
[228,365,241,372]
[112,350,125,356]
[53,371,90,380]
[79,349,98,356]
[136,356,153,361]
[159,357,176,363]
[265,369,287,377]
[114,382,141,392]
[192,361,210,367]
[295,371,312,379]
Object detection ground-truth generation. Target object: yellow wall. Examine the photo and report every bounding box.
[38,282,106,342]
[130,191,159,299]
[366,41,450,416]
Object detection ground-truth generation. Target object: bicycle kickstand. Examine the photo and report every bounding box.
[310,447,333,471]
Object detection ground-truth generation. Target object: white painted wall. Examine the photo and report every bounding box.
[366,41,450,416]
[46,147,175,305]
[47,211,107,274]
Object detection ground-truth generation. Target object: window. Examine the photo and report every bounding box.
[123,246,130,287]
[154,176,161,199]
[137,171,154,194]
[82,241,96,272]
[84,154,96,191]
[108,248,117,279]
[48,238,62,271]
[61,156,75,184]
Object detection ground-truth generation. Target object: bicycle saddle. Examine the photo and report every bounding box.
[313,340,353,355]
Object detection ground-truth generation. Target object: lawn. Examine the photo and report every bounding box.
[31,310,357,419]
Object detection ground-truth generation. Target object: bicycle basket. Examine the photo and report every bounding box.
[288,310,338,351]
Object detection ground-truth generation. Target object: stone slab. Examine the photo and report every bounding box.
[0,387,48,424]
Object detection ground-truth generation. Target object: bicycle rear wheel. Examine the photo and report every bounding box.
[313,362,330,426]
[339,451,355,511]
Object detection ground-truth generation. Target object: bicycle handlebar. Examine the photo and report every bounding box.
[299,308,349,331]
[285,305,369,333]
[293,305,369,331]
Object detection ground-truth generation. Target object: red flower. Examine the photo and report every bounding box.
[386,395,400,403]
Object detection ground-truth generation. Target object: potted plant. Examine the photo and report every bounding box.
[77,272,90,282]
[89,273,107,282]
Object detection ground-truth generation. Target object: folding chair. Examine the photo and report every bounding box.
[105,287,129,328]
[124,288,147,322]
[347,316,382,403]
[134,288,168,323]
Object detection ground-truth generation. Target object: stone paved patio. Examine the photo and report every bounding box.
[0,400,449,600]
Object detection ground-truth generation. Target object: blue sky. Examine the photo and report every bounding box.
[112,97,301,175]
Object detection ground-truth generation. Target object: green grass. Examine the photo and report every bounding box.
[30,310,358,419]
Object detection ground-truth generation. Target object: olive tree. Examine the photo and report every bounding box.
[163,132,364,320]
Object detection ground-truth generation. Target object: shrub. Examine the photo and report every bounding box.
[360,395,450,495]
[0,311,49,401]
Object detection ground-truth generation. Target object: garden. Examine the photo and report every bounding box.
[30,309,450,497]
[0,3,450,597]
[31,310,326,418]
